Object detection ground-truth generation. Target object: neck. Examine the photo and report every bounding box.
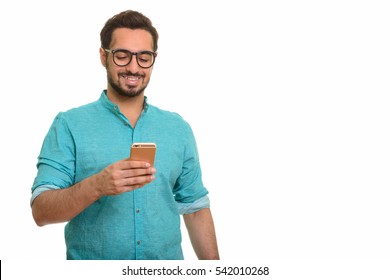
[106,89,145,127]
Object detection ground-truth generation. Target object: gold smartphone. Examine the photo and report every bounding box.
[129,143,156,166]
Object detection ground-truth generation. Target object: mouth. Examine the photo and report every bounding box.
[120,74,143,86]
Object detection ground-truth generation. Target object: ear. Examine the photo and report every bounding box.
[99,48,107,67]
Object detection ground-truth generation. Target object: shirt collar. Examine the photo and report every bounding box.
[100,90,149,113]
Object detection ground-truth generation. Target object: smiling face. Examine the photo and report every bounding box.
[100,28,155,99]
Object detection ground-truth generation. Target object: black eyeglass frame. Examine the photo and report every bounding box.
[104,48,157,68]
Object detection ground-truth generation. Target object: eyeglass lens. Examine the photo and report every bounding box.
[113,50,154,68]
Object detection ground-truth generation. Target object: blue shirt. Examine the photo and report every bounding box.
[32,91,209,260]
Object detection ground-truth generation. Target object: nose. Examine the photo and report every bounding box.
[125,55,141,74]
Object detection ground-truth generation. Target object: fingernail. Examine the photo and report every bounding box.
[145,163,150,167]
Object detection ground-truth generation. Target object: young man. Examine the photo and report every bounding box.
[31,10,219,260]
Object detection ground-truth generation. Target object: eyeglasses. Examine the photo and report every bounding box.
[104,48,157,68]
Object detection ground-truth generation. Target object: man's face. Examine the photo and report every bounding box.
[100,28,155,98]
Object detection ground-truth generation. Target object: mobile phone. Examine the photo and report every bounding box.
[130,143,156,166]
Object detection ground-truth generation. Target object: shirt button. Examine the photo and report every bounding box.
[136,209,140,213]
[137,240,141,245]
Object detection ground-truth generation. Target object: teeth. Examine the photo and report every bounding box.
[122,75,140,80]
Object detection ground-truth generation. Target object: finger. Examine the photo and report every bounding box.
[119,160,151,170]
[121,174,155,187]
[121,167,156,178]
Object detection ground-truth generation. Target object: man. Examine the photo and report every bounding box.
[31,10,219,260]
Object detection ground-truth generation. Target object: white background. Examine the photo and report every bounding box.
[1,0,390,278]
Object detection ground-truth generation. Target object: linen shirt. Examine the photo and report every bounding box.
[32,91,209,260]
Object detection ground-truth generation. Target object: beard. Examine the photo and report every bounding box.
[107,70,148,98]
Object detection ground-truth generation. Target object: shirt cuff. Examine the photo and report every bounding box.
[176,195,210,215]
[30,184,60,206]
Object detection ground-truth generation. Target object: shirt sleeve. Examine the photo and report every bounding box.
[176,194,210,215]
[32,113,76,194]
[30,184,61,206]
[172,121,209,204]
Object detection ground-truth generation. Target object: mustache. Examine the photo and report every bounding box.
[119,71,145,77]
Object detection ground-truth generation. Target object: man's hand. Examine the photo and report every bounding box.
[95,159,156,196]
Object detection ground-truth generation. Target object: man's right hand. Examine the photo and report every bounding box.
[94,159,156,196]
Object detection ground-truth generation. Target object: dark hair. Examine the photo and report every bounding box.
[100,10,159,51]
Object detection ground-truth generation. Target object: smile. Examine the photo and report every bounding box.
[120,74,142,80]
[120,74,144,87]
